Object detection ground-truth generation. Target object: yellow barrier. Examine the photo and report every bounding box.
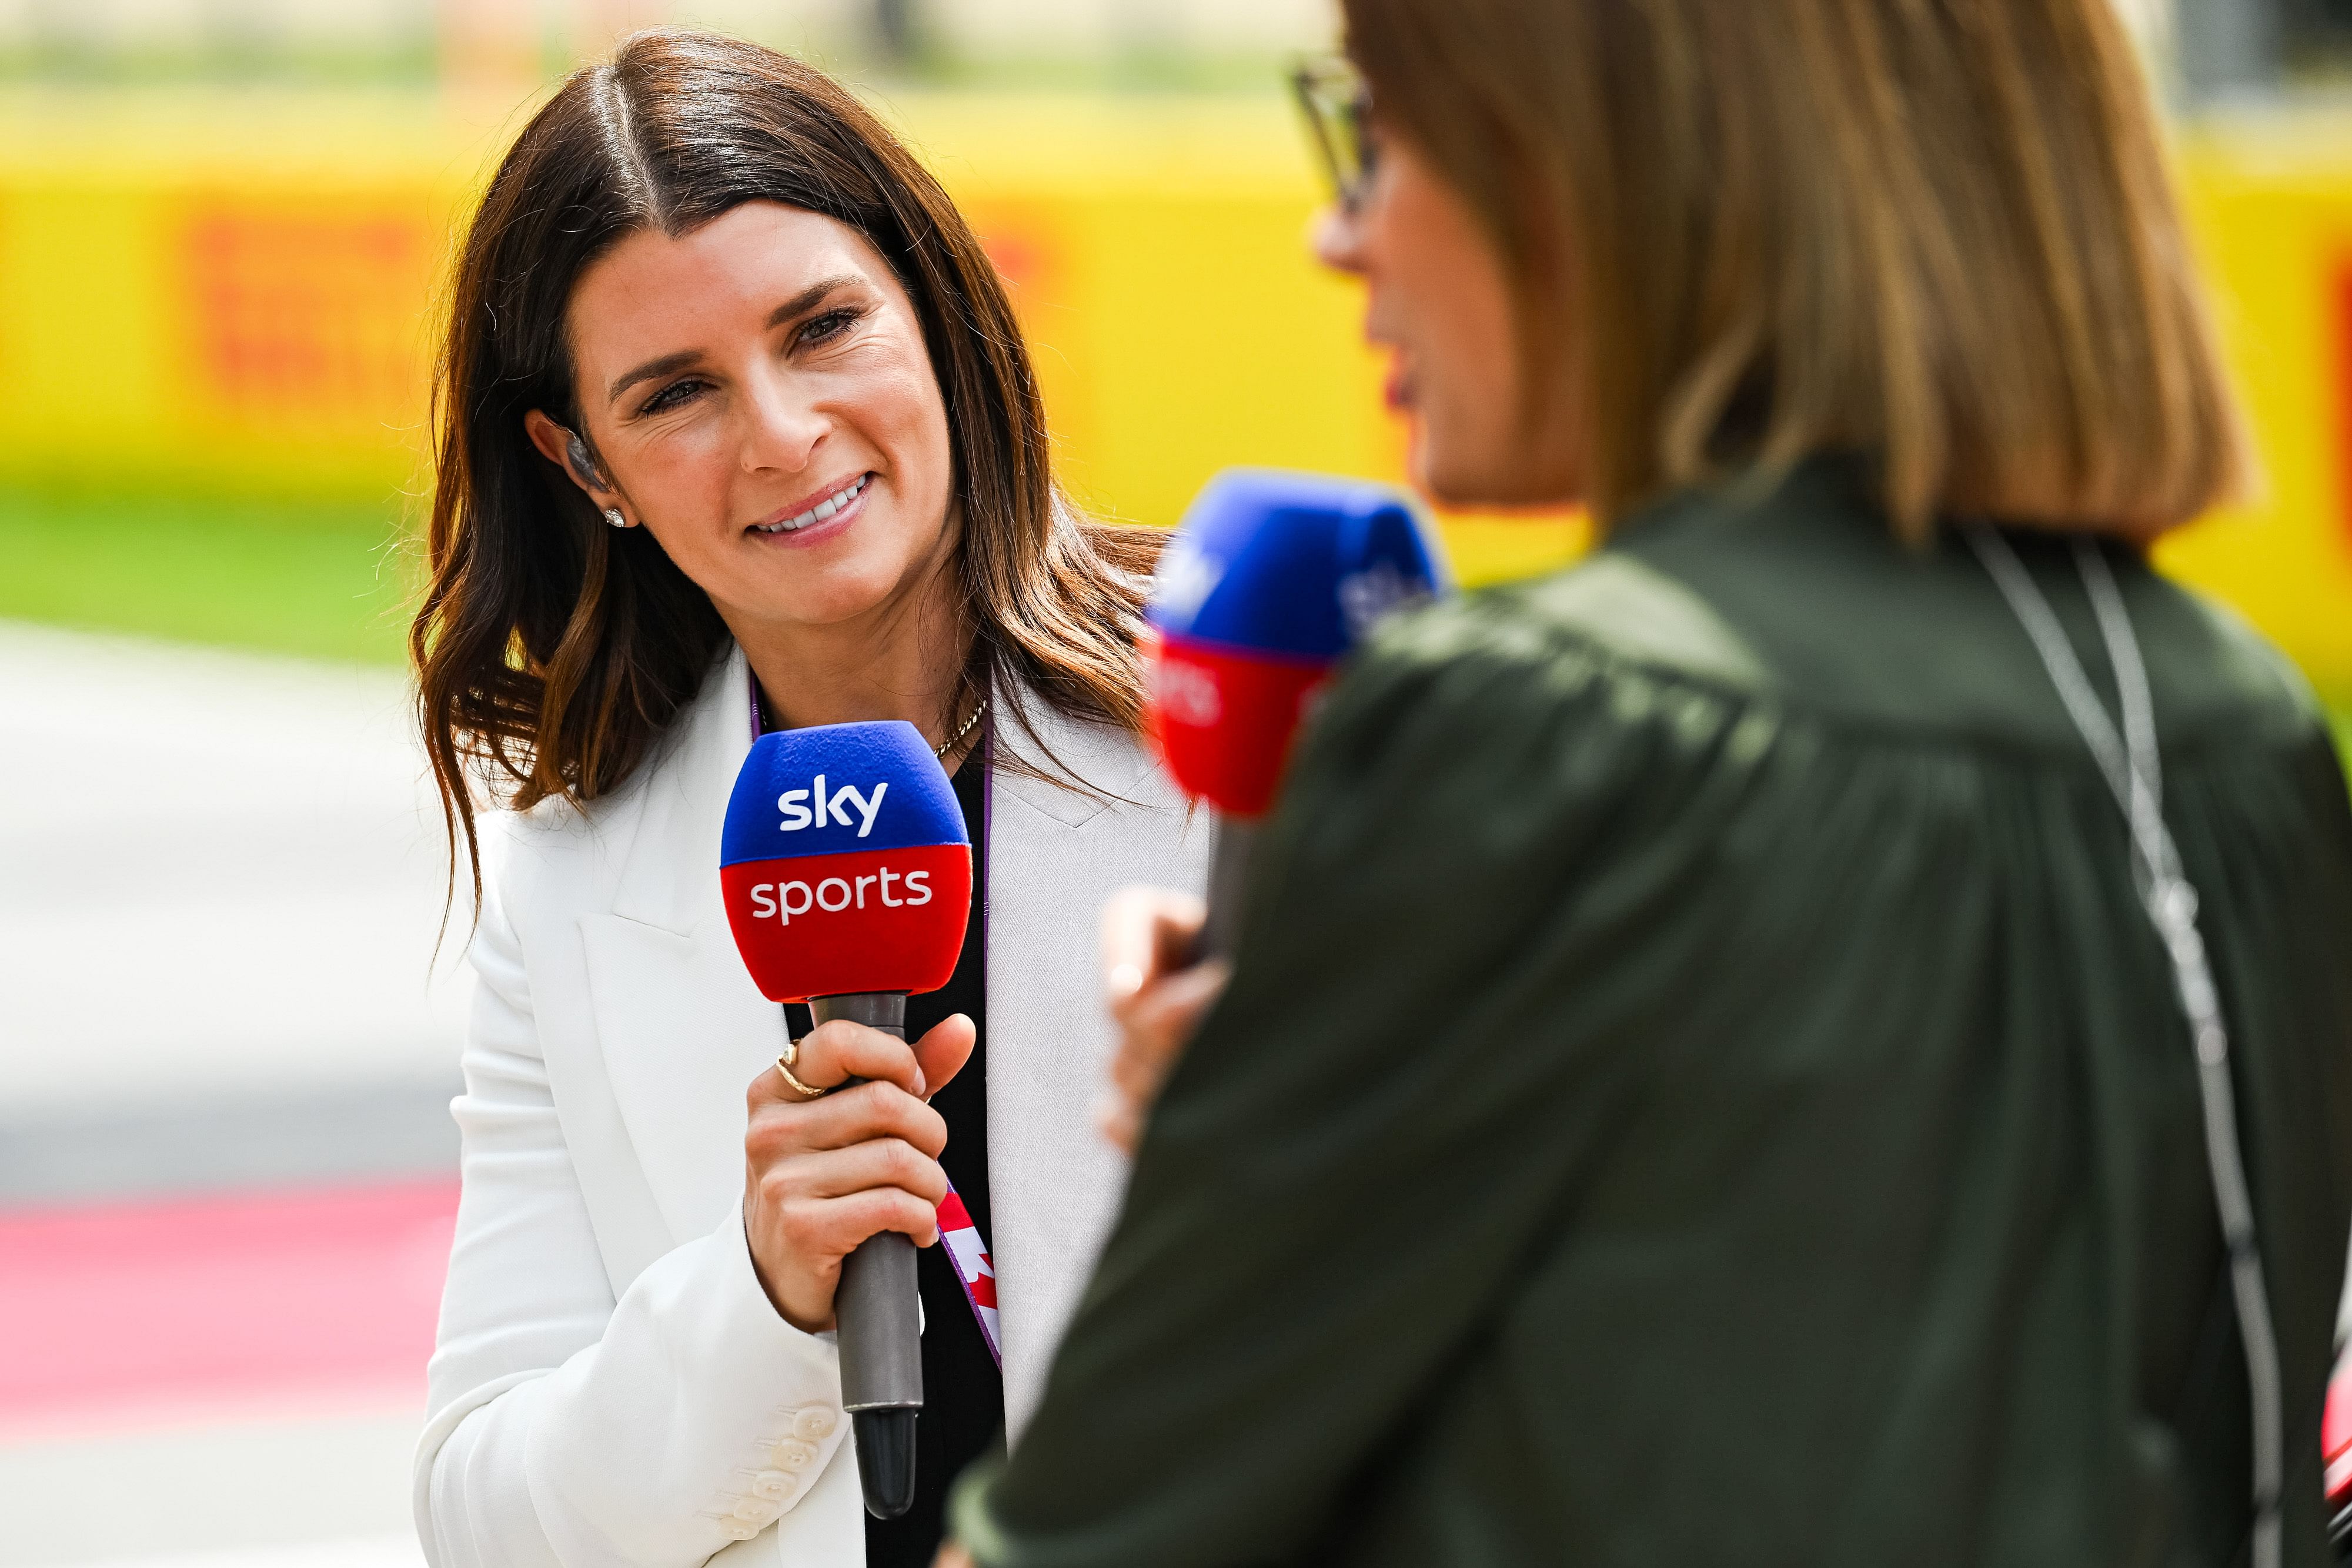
[2164,118,2352,693]
[0,91,2343,689]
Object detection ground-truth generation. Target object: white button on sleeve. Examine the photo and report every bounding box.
[769,1438,816,1471]
[791,1407,837,1442]
[751,1470,796,1501]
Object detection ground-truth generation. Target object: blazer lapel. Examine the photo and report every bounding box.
[583,647,790,1252]
[500,801,680,1297]
[984,692,1210,1437]
[582,914,785,1247]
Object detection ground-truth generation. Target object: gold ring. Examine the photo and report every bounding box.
[776,1038,826,1100]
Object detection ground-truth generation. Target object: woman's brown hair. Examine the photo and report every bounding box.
[1343,0,2250,539]
[415,29,1159,906]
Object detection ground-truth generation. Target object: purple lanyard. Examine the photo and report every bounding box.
[750,676,1004,1368]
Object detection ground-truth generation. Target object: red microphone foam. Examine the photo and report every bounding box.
[721,847,973,1003]
[1143,629,1330,820]
[1142,470,1448,821]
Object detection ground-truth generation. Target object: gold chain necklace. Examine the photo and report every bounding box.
[934,696,989,758]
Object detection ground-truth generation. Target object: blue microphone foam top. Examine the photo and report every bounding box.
[1145,469,1449,660]
[721,721,968,868]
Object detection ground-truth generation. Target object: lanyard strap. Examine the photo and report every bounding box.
[922,721,1004,1368]
[937,1186,1003,1366]
[1965,526,2281,1568]
[751,671,1005,1371]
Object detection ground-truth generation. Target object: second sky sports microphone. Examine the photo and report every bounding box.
[1145,468,1449,955]
[720,720,972,1520]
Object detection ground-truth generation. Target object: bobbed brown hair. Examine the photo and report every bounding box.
[414,28,1159,906]
[1344,0,2250,539]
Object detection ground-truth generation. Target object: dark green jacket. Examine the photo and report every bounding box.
[958,463,2352,1566]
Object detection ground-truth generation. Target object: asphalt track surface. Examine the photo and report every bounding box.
[0,621,464,1567]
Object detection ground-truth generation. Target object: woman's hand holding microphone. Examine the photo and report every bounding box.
[742,1014,975,1333]
[741,877,1217,1336]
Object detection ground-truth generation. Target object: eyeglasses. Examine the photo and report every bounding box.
[1289,55,1377,213]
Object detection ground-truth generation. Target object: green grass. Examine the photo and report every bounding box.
[2,488,2349,783]
[0,489,415,666]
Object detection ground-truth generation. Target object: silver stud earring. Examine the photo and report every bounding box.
[603,508,627,529]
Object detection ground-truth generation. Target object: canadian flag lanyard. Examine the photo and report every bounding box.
[751,680,1004,1371]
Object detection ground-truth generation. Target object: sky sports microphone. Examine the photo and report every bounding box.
[1146,468,1448,957]
[719,720,972,1521]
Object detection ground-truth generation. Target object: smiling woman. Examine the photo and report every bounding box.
[407,29,1205,1568]
[419,36,1157,867]
[519,212,964,668]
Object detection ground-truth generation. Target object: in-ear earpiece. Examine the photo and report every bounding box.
[565,430,607,491]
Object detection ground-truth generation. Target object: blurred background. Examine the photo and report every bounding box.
[0,2,2348,1564]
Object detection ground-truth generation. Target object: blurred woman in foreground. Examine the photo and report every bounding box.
[950,1,2352,1563]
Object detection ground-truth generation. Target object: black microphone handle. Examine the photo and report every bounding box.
[1194,814,1258,964]
[807,990,922,1520]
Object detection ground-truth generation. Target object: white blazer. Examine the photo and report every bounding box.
[413,647,1208,1568]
